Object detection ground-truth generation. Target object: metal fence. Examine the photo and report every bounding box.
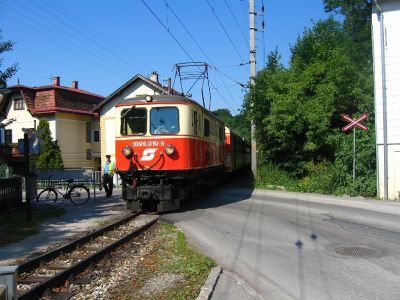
[0,176,23,210]
[35,169,121,200]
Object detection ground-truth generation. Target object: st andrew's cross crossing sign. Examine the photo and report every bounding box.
[341,113,369,133]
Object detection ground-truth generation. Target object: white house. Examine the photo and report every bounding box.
[93,71,174,168]
[372,0,400,199]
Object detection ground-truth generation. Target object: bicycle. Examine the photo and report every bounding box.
[36,177,90,205]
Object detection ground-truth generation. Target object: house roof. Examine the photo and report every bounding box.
[93,74,179,112]
[0,84,104,116]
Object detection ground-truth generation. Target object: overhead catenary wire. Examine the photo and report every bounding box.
[2,2,130,79]
[42,0,152,73]
[205,0,246,64]
[162,0,245,110]
[139,0,195,62]
[224,0,248,45]
[10,0,147,75]
[146,0,243,111]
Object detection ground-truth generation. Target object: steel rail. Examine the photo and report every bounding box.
[18,211,141,273]
[17,212,158,299]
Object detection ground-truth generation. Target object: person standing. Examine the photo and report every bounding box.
[103,155,116,197]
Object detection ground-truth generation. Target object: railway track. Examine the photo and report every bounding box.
[16,212,158,299]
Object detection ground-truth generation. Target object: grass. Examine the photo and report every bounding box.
[132,222,216,299]
[0,205,65,246]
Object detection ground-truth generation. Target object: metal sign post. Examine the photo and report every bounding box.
[341,114,369,184]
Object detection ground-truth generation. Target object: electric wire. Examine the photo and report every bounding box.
[205,0,246,63]
[147,0,243,111]
[240,0,249,42]
[2,2,129,78]
[5,1,130,75]
[224,0,248,45]
[163,1,246,89]
[164,0,244,109]
[42,0,151,73]
[139,0,195,62]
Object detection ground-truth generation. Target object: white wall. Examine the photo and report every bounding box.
[101,80,163,166]
[372,0,400,199]
[4,94,39,142]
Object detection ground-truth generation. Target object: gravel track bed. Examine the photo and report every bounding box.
[41,216,160,299]
[18,214,157,298]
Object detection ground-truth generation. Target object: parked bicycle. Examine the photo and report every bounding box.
[36,177,90,205]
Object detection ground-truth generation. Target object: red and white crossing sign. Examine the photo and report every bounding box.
[341,114,369,132]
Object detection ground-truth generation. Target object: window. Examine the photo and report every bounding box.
[86,122,92,142]
[86,149,92,160]
[93,130,100,142]
[121,107,147,135]
[14,97,24,110]
[150,107,179,135]
[219,127,224,142]
[204,118,210,137]
[193,111,198,135]
[5,129,12,144]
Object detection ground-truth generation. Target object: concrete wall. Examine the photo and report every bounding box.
[372,0,400,199]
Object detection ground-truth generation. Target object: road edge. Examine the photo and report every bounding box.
[196,266,222,300]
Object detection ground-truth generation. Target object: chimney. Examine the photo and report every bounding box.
[71,81,79,89]
[53,76,60,86]
[149,71,159,83]
[167,78,172,95]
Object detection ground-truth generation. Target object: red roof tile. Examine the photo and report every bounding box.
[5,84,104,115]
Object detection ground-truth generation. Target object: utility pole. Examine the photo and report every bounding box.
[249,0,257,177]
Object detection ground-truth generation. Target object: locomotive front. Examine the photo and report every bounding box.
[115,95,209,212]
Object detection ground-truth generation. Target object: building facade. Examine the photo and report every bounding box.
[372,0,400,199]
[0,77,104,172]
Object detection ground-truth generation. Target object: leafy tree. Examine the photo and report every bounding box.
[213,108,250,141]
[244,9,375,196]
[323,0,372,65]
[36,119,64,169]
[0,30,19,88]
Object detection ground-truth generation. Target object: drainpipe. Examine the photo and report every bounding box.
[374,0,388,200]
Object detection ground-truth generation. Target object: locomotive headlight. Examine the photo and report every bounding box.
[122,145,133,157]
[165,144,175,156]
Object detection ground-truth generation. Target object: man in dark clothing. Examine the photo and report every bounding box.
[103,155,116,197]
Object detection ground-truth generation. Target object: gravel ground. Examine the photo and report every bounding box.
[41,214,160,300]
[0,189,127,266]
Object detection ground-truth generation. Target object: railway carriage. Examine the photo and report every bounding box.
[115,94,225,212]
[224,127,251,173]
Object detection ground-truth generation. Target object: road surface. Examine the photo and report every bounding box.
[162,187,400,300]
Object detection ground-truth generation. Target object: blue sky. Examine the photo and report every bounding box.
[1,0,330,115]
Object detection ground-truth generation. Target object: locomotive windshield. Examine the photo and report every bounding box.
[120,107,147,135]
[150,107,179,135]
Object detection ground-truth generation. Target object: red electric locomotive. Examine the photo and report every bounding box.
[116,94,226,212]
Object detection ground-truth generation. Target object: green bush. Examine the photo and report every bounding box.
[299,161,336,194]
[256,164,298,191]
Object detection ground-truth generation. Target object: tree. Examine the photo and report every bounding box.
[213,108,250,141]
[36,119,64,169]
[0,30,19,88]
[323,0,372,65]
[244,13,375,196]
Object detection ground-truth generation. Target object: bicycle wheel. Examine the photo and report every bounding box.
[68,185,90,205]
[36,188,58,204]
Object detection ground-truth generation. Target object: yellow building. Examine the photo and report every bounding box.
[0,77,104,173]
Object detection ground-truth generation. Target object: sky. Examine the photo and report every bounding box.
[1,0,331,115]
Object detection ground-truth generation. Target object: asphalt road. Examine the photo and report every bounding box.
[161,187,400,300]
